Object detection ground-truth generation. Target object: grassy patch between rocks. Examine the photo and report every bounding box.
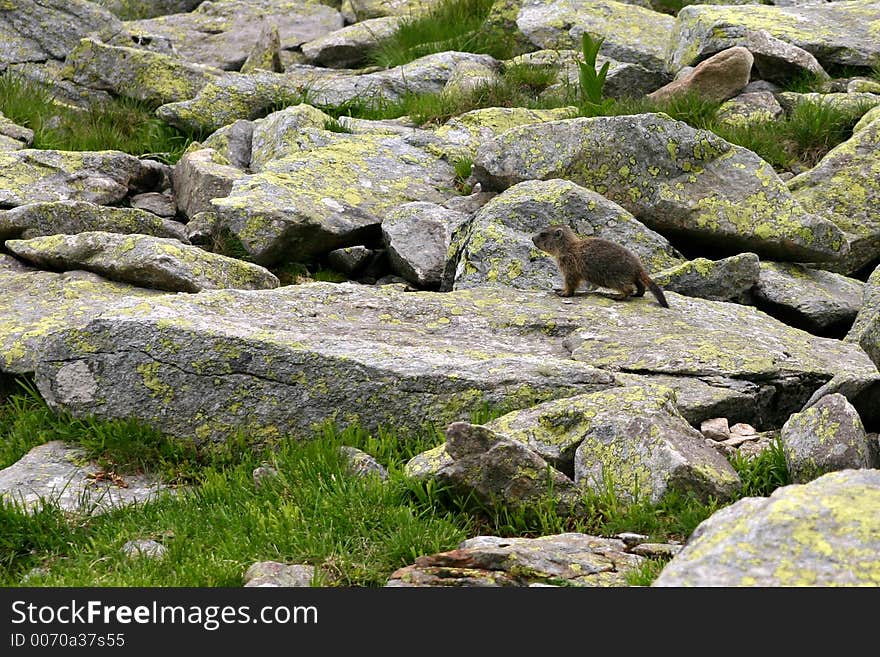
[0,71,197,164]
[0,384,791,587]
[367,0,514,68]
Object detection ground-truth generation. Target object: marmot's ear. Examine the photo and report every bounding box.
[554,228,563,238]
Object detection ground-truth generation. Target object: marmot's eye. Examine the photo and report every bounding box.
[555,228,563,237]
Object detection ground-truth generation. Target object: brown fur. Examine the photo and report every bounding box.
[532,224,669,308]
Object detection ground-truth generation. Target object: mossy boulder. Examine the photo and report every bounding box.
[120,0,344,71]
[752,262,864,334]
[249,104,338,172]
[173,148,249,219]
[789,114,880,275]
[715,91,783,129]
[32,284,878,442]
[780,393,873,484]
[516,0,675,71]
[450,178,682,292]
[0,112,34,150]
[210,132,457,265]
[6,231,280,293]
[652,252,760,303]
[0,254,163,374]
[653,469,880,586]
[63,38,221,106]
[301,16,401,68]
[0,150,158,208]
[847,263,880,370]
[0,201,187,243]
[94,0,203,20]
[341,0,440,21]
[668,1,880,72]
[0,0,121,68]
[473,113,849,262]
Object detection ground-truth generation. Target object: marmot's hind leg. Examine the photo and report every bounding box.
[633,279,646,297]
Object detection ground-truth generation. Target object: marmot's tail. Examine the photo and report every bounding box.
[641,271,669,308]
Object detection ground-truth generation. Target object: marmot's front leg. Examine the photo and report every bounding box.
[556,272,581,297]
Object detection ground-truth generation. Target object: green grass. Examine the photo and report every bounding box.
[367,0,514,69]
[625,557,670,586]
[0,71,197,164]
[0,380,793,587]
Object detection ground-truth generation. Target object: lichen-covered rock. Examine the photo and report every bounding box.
[342,0,440,21]
[715,91,783,128]
[6,232,280,293]
[450,178,682,292]
[752,262,864,334]
[0,441,166,515]
[130,192,177,218]
[157,51,500,133]
[121,539,167,560]
[652,253,760,303]
[776,91,880,116]
[340,446,388,480]
[0,0,121,68]
[426,422,584,514]
[121,0,344,71]
[243,561,316,587]
[473,113,849,262]
[788,114,880,275]
[648,47,754,104]
[63,38,221,106]
[94,0,203,20]
[326,245,378,276]
[210,132,457,265]
[386,533,645,587]
[668,1,880,72]
[383,202,469,289]
[200,120,255,170]
[0,201,187,243]
[653,469,880,586]
[249,104,338,172]
[301,16,401,68]
[430,106,579,162]
[780,393,873,483]
[854,103,880,133]
[568,385,741,503]
[239,22,283,74]
[172,148,248,219]
[0,256,164,374]
[0,111,34,150]
[516,0,675,71]
[442,60,501,97]
[847,263,880,368]
[0,150,157,208]
[511,49,667,101]
[742,29,829,84]
[31,283,878,443]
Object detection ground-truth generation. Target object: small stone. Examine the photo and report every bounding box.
[615,532,649,548]
[252,464,279,488]
[121,539,167,560]
[700,417,731,442]
[730,422,758,437]
[630,543,683,558]
[340,446,388,480]
[243,562,315,587]
[130,192,178,218]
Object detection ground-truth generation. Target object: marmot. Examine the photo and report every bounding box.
[532,224,669,308]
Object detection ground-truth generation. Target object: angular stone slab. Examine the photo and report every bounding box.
[516,0,675,71]
[0,441,166,515]
[172,148,248,219]
[32,284,879,444]
[386,533,645,587]
[753,261,864,334]
[668,1,880,72]
[473,113,848,262]
[0,201,187,243]
[450,178,682,292]
[789,114,880,275]
[96,0,203,20]
[0,150,154,209]
[301,16,401,68]
[847,263,880,369]
[653,253,760,303]
[121,0,344,71]
[211,133,457,265]
[653,469,880,586]
[0,0,121,68]
[63,38,221,106]
[0,255,164,374]
[6,232,280,293]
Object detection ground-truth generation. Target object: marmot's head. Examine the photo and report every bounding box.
[532,225,578,256]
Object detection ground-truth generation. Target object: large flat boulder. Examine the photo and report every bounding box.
[32,284,879,443]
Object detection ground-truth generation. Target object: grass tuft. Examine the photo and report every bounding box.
[728,436,790,497]
[367,0,513,69]
[0,71,199,164]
